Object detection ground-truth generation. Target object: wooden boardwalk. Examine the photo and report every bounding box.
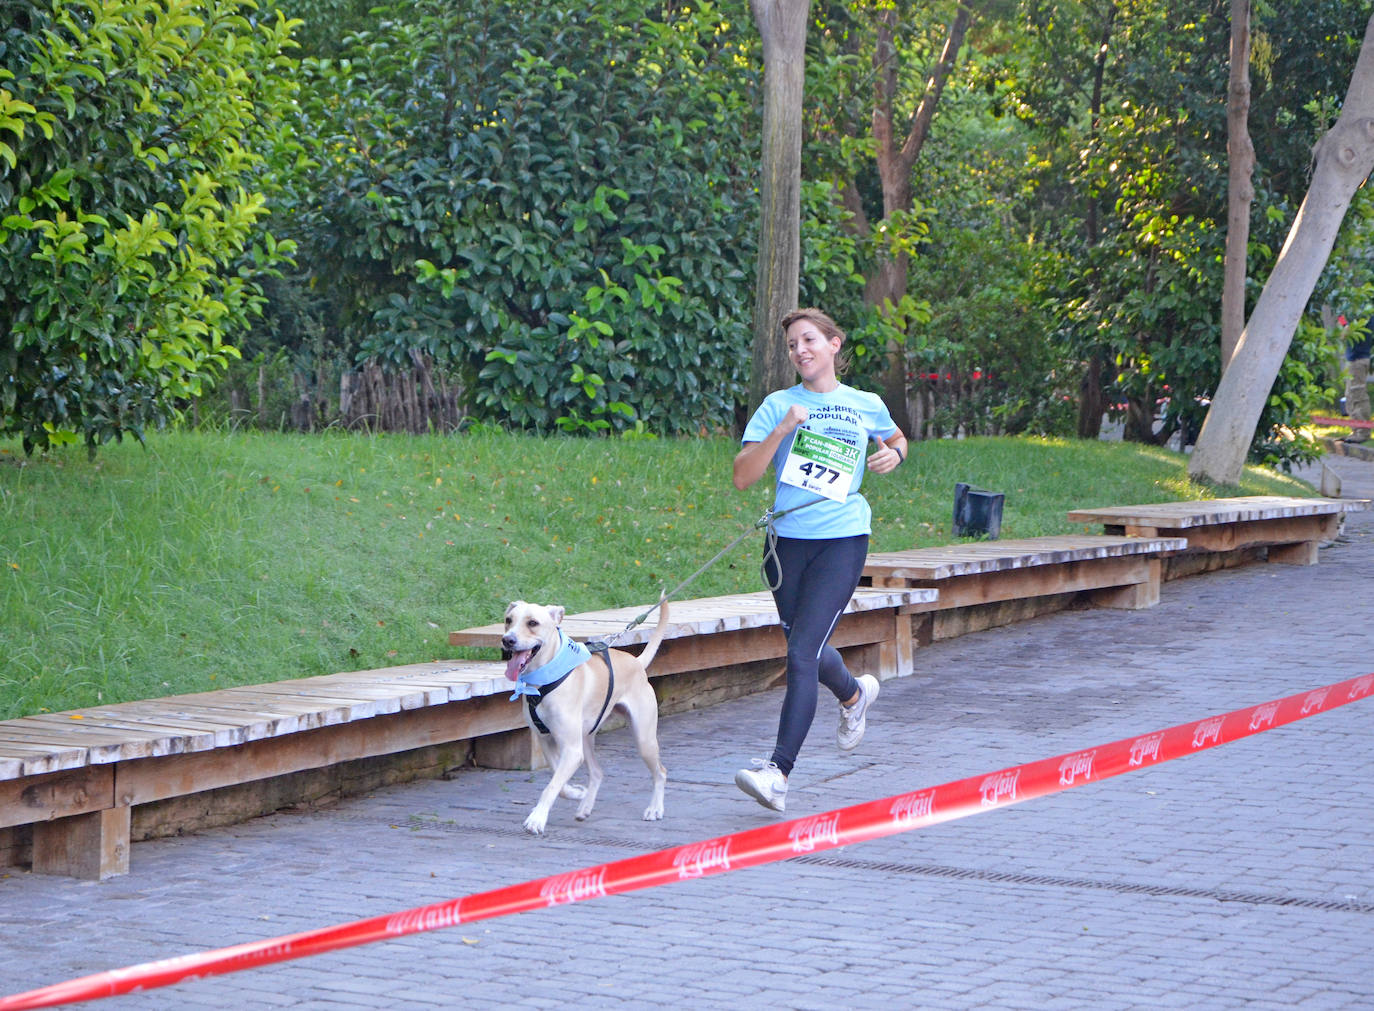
[3,587,934,880]
[0,661,511,781]
[861,533,1186,642]
[1068,494,1370,570]
[863,533,1185,582]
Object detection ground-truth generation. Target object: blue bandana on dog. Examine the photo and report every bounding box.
[509,629,591,701]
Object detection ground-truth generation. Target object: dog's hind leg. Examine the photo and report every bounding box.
[624,684,667,821]
[574,734,605,821]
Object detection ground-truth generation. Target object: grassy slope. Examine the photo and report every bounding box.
[0,431,1313,719]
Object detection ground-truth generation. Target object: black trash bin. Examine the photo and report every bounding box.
[952,482,1004,539]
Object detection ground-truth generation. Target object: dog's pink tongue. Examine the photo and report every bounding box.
[504,650,531,681]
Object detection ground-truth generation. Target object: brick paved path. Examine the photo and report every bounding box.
[3,457,1371,1009]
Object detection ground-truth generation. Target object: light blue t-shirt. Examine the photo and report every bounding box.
[742,383,898,539]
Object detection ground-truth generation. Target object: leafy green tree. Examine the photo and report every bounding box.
[1010,0,1364,461]
[787,2,1066,435]
[802,0,993,433]
[888,34,1071,437]
[0,0,300,454]
[1191,10,1374,484]
[267,0,761,434]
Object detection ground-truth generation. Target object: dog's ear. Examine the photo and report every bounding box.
[504,600,523,620]
[548,605,566,625]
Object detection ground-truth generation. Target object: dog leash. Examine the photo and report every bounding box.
[593,496,829,648]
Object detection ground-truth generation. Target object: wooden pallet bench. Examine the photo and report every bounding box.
[1066,495,1370,576]
[1,586,934,881]
[448,586,940,690]
[861,534,1186,644]
[0,661,522,881]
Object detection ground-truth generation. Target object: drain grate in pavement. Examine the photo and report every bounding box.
[383,812,1374,915]
[790,854,1374,914]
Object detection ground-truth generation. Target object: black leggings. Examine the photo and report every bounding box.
[761,533,868,776]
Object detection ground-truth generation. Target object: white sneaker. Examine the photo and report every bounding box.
[837,674,880,751]
[734,759,787,812]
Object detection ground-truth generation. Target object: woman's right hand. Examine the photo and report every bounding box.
[733,405,808,491]
[778,405,808,436]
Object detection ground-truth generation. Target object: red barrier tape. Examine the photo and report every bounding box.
[3,673,1370,1010]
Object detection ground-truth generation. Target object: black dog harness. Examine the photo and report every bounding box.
[526,641,615,737]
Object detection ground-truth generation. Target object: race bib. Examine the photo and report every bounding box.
[778,428,860,503]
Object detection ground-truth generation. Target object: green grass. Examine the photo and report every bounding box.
[0,430,1313,720]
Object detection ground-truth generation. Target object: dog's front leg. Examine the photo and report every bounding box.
[524,737,585,835]
[532,731,585,801]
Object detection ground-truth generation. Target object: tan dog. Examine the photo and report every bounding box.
[501,598,669,835]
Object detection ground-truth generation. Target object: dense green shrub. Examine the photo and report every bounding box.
[0,0,299,454]
[265,0,761,434]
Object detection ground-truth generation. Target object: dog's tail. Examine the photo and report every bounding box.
[635,591,671,671]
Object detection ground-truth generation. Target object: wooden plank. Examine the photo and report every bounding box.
[0,718,191,765]
[829,609,898,649]
[32,806,129,880]
[1266,540,1320,566]
[647,613,903,678]
[84,701,307,743]
[0,740,91,779]
[849,588,935,609]
[313,662,510,687]
[193,689,371,725]
[0,725,178,769]
[315,662,512,701]
[1089,557,1163,609]
[124,662,513,730]
[864,535,1186,581]
[887,610,914,680]
[1162,514,1339,553]
[891,556,1151,610]
[7,714,188,745]
[1067,495,1367,528]
[84,702,253,737]
[115,694,525,806]
[291,683,449,709]
[868,534,1158,566]
[0,765,113,829]
[305,675,455,707]
[648,626,787,676]
[449,589,931,648]
[25,718,222,755]
[243,682,402,717]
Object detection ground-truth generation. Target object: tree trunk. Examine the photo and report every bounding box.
[746,0,810,417]
[1220,0,1254,371]
[1189,14,1374,486]
[866,1,978,434]
[1076,354,1106,438]
[1076,4,1118,440]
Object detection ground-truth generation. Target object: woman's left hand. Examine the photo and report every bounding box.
[866,443,903,474]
